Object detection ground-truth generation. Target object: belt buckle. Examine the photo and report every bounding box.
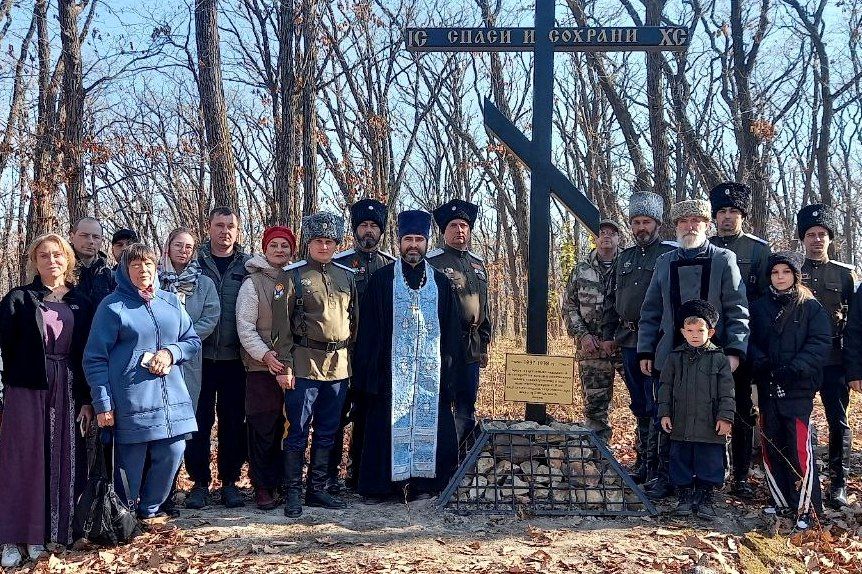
[326,341,339,352]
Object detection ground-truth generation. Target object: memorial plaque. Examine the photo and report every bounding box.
[504,353,575,405]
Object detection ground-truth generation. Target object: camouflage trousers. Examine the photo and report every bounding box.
[578,357,624,443]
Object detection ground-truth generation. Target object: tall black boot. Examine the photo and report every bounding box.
[642,420,660,486]
[827,429,852,508]
[327,425,346,494]
[646,430,673,500]
[283,449,305,518]
[306,447,347,509]
[629,417,651,483]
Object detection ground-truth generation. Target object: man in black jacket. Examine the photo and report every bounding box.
[797,204,857,508]
[69,217,116,307]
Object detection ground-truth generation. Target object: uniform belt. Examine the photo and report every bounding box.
[293,335,349,352]
[45,353,68,362]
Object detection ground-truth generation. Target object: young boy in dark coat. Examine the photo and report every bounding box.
[749,252,832,530]
[658,299,735,519]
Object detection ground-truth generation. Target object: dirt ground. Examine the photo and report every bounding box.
[7,339,862,573]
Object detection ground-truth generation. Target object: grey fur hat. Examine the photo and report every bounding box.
[628,191,664,224]
[669,199,712,223]
[301,211,345,244]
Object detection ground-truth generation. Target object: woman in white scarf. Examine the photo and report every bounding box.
[156,228,221,515]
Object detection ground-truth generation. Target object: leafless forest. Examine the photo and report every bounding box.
[1,0,861,337]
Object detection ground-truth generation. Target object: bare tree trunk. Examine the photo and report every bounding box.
[300,0,319,215]
[27,0,58,252]
[276,0,298,227]
[59,0,87,223]
[195,0,239,210]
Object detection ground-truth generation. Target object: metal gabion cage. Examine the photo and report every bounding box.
[438,420,657,516]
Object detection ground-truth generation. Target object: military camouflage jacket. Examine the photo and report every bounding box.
[271,258,357,381]
[801,258,857,366]
[332,247,395,302]
[427,244,491,363]
[709,232,770,302]
[601,238,676,348]
[563,249,616,359]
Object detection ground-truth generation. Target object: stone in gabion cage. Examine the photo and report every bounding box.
[438,420,657,516]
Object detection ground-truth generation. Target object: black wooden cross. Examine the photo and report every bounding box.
[406,1,689,422]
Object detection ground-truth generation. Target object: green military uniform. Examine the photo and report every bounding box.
[332,248,395,301]
[602,238,677,349]
[427,245,491,363]
[801,259,856,366]
[709,233,770,302]
[271,258,358,381]
[563,249,623,442]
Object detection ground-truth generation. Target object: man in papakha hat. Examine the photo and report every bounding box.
[330,198,396,494]
[271,211,358,518]
[427,199,492,444]
[351,210,467,501]
[562,219,625,444]
[708,182,771,500]
[637,198,749,500]
[797,204,857,509]
[601,192,676,484]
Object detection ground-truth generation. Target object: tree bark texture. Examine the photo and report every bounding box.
[195,0,239,211]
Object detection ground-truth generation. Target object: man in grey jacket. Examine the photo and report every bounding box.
[185,207,253,509]
[637,198,750,499]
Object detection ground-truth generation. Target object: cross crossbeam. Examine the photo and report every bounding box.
[406,1,689,421]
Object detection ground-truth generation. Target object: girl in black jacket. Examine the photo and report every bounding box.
[0,234,93,567]
[749,252,831,530]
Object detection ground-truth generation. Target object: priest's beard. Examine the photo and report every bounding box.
[677,229,707,249]
[400,245,426,265]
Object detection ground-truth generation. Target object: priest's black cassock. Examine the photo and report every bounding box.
[353,258,467,498]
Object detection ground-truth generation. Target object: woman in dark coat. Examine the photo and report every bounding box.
[749,252,832,530]
[0,234,93,568]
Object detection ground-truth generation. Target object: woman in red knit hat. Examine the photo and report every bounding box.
[235,225,297,509]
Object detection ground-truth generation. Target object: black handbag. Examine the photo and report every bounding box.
[72,431,142,546]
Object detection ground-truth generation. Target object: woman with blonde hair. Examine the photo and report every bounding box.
[0,234,94,568]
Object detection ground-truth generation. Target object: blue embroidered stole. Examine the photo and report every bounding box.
[390,259,442,481]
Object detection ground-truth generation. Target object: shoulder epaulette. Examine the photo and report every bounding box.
[744,233,769,246]
[333,248,355,260]
[468,250,485,262]
[379,250,396,261]
[333,262,356,274]
[830,260,855,271]
[661,240,679,247]
[283,260,306,271]
[426,247,444,258]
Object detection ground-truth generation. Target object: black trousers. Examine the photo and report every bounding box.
[819,365,852,488]
[760,395,822,516]
[247,410,285,490]
[729,364,756,481]
[184,359,247,486]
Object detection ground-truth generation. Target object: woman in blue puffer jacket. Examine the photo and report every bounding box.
[84,243,200,519]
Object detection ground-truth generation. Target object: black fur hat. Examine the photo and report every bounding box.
[350,198,387,233]
[678,299,720,329]
[433,199,479,231]
[796,203,836,240]
[709,182,751,217]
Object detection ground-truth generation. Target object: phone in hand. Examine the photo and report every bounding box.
[141,351,171,374]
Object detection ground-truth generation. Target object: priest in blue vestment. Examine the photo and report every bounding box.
[353,209,467,501]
